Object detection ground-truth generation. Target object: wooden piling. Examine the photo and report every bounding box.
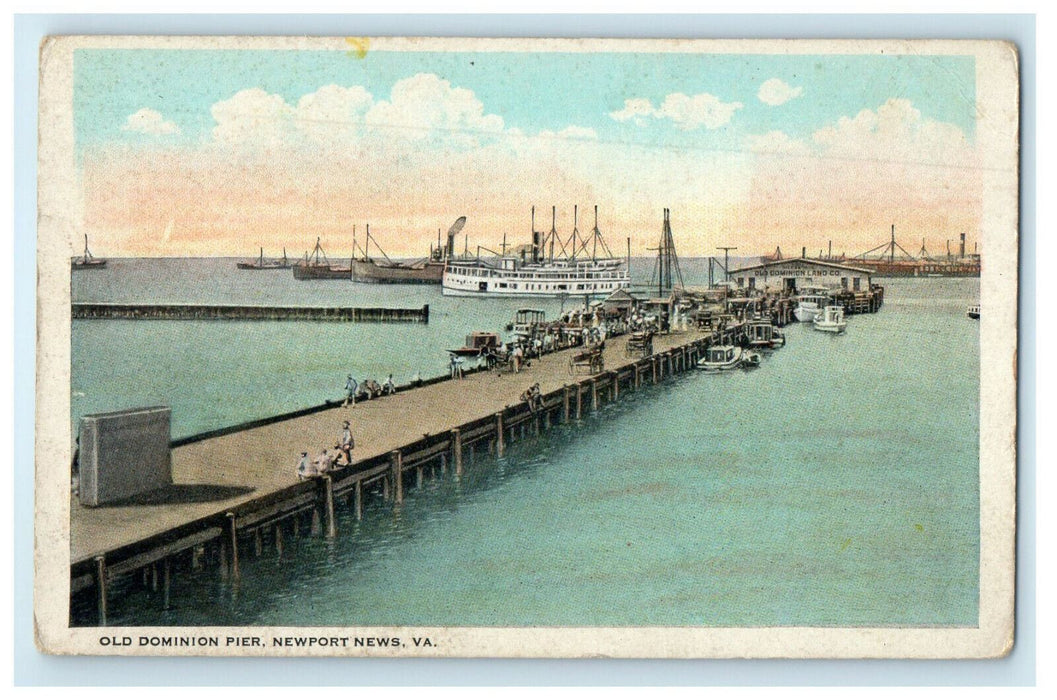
[254,528,263,557]
[591,379,599,412]
[354,480,363,521]
[162,557,171,610]
[274,524,284,557]
[310,507,322,536]
[562,386,570,423]
[452,428,463,476]
[94,555,107,626]
[391,450,404,504]
[575,384,583,420]
[416,466,423,488]
[323,475,337,538]
[219,536,229,581]
[226,512,240,581]
[495,413,505,457]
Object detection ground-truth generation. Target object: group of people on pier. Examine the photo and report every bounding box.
[342,373,397,407]
[296,419,356,481]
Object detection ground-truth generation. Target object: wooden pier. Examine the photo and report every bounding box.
[69,322,753,625]
[72,303,430,323]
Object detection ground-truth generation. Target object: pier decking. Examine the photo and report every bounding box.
[69,324,745,623]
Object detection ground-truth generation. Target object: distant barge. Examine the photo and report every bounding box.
[237,248,291,270]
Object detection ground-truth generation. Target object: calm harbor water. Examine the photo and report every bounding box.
[71,259,979,627]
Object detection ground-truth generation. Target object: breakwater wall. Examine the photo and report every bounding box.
[72,303,430,323]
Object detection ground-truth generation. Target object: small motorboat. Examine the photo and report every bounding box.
[966,304,980,320]
[813,305,847,334]
[696,345,745,372]
[794,287,832,323]
[741,350,763,369]
[745,320,786,349]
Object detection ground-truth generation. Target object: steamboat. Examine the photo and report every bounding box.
[442,206,630,298]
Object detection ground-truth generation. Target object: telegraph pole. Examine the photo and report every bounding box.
[716,246,738,283]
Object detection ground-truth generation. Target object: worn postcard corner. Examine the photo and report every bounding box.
[35,35,1018,659]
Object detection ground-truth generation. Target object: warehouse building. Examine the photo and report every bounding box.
[728,258,874,294]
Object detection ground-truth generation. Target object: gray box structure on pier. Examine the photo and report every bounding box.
[78,406,172,507]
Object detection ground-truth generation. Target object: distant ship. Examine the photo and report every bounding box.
[237,247,291,270]
[768,228,980,278]
[442,206,630,298]
[350,217,466,285]
[292,238,353,280]
[72,235,106,270]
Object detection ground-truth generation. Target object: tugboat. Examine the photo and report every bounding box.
[966,304,980,320]
[72,235,106,270]
[812,305,848,334]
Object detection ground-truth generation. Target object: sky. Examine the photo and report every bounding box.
[73,46,981,258]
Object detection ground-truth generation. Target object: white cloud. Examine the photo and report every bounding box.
[811,98,971,164]
[211,88,295,148]
[609,98,654,124]
[609,92,743,130]
[757,78,803,106]
[122,108,180,135]
[364,73,504,145]
[657,92,743,130]
[295,84,374,144]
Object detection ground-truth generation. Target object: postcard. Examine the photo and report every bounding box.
[35,36,1018,658]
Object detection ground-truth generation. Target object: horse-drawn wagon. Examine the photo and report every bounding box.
[569,346,605,375]
[624,330,654,358]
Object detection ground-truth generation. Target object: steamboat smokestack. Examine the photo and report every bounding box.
[960,232,966,259]
[531,206,540,262]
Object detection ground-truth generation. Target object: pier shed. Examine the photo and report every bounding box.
[729,258,873,294]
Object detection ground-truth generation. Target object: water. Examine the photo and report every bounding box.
[71,260,979,627]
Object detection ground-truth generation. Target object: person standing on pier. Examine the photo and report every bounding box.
[383,374,396,395]
[340,420,355,464]
[343,374,358,407]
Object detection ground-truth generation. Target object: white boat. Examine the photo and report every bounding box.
[813,305,847,334]
[442,205,630,298]
[696,345,746,372]
[745,320,785,349]
[967,304,980,320]
[794,286,833,323]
